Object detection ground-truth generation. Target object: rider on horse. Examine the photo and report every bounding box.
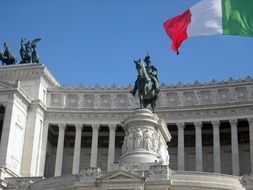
[131,55,160,112]
[144,54,160,94]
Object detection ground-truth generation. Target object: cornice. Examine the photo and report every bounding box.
[48,76,253,92]
[45,104,253,125]
[0,64,60,87]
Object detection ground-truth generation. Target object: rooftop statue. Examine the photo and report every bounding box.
[131,54,160,112]
[20,38,41,64]
[0,42,16,65]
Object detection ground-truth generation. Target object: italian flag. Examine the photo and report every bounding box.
[163,0,253,54]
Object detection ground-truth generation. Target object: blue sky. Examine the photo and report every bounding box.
[1,0,253,87]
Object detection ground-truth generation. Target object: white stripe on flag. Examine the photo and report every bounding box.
[187,0,223,38]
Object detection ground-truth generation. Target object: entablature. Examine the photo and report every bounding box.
[47,78,253,111]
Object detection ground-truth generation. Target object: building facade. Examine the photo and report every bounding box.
[0,64,253,189]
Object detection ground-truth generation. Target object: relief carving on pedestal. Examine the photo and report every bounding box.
[122,127,168,162]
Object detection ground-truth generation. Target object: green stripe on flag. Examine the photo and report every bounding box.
[222,0,253,37]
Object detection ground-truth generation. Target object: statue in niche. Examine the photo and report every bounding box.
[131,54,160,112]
[0,42,16,65]
[20,38,41,64]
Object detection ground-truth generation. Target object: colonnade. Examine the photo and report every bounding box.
[40,123,118,177]
[39,118,253,177]
[177,119,253,175]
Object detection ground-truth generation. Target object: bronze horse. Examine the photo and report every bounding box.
[0,52,16,65]
[0,43,16,65]
[131,60,158,112]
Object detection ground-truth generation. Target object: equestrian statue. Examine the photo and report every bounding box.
[131,54,160,112]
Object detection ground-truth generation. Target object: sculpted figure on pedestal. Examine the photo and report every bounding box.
[134,128,143,149]
[152,132,159,153]
[143,130,152,150]
[20,38,41,64]
[127,130,134,151]
[131,54,160,112]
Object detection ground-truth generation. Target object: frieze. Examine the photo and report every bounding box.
[157,105,253,123]
[47,85,253,109]
[41,75,253,124]
[45,112,130,123]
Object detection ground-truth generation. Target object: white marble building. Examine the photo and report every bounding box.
[0,63,253,189]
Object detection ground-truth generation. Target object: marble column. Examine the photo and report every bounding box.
[72,124,83,174]
[107,124,117,171]
[54,123,66,176]
[90,124,100,168]
[195,122,203,172]
[177,122,185,171]
[248,118,253,173]
[230,119,239,176]
[211,121,221,173]
[38,122,49,176]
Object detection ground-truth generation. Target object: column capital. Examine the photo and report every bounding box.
[2,101,7,107]
[177,122,185,129]
[248,118,253,125]
[109,123,117,131]
[75,124,83,131]
[211,120,220,128]
[229,119,238,127]
[92,123,100,131]
[194,121,202,129]
[58,123,66,130]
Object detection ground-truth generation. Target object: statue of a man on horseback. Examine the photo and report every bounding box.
[131,54,160,112]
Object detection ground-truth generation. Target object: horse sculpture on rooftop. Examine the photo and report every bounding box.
[131,55,160,112]
[0,42,16,65]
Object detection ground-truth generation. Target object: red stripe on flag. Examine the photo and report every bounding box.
[163,9,191,54]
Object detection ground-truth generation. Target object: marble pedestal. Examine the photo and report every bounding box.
[120,109,171,165]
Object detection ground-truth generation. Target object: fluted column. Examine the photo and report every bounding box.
[90,124,100,167]
[195,122,203,172]
[248,118,253,173]
[72,124,83,174]
[177,122,185,170]
[54,123,66,176]
[230,119,239,176]
[38,122,49,176]
[107,124,117,171]
[211,121,221,173]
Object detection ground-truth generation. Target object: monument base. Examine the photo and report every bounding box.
[119,109,171,165]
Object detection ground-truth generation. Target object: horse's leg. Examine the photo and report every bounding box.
[139,95,143,109]
[143,100,148,109]
[151,96,157,113]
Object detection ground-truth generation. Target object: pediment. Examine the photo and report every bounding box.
[102,170,144,182]
[0,80,16,90]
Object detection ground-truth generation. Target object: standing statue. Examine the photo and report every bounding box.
[20,38,41,64]
[0,42,16,65]
[131,54,160,112]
